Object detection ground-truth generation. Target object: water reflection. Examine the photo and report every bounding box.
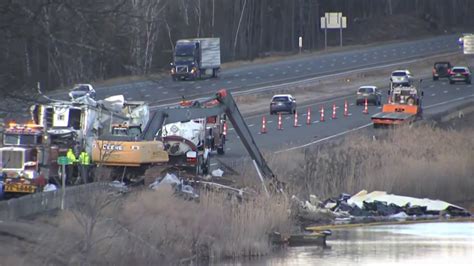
[221,222,474,266]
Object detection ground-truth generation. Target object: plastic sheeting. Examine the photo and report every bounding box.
[348,190,465,212]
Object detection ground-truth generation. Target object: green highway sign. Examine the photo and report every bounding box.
[57,156,70,165]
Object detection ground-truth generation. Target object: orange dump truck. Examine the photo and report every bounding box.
[371,83,423,128]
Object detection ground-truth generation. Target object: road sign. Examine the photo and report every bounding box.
[57,156,69,165]
[463,34,474,54]
[321,12,347,29]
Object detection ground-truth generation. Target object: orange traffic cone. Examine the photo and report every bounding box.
[261,116,267,134]
[363,98,369,114]
[320,106,325,122]
[344,100,348,117]
[332,104,337,119]
[306,107,311,125]
[294,110,299,127]
[223,122,228,136]
[277,113,283,130]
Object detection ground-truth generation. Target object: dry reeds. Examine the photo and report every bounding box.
[273,124,474,204]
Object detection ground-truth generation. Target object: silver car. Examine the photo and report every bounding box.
[69,84,96,100]
[390,70,413,86]
[356,86,382,106]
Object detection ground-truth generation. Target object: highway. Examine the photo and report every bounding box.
[217,78,473,169]
[49,34,460,106]
[43,33,471,173]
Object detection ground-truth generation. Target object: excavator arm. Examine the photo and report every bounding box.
[140,89,275,180]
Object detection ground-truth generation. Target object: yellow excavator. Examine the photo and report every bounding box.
[91,89,275,185]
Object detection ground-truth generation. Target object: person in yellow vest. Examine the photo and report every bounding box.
[66,148,78,184]
[78,150,91,183]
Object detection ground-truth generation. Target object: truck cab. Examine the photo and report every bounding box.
[0,123,57,196]
[171,38,221,81]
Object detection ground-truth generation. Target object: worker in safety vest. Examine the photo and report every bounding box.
[78,150,91,183]
[66,148,77,183]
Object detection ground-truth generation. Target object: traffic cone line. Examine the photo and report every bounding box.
[363,98,369,114]
[344,100,348,117]
[277,113,283,130]
[320,106,325,122]
[332,104,337,119]
[388,96,392,104]
[294,110,299,127]
[306,107,311,125]
[261,116,267,134]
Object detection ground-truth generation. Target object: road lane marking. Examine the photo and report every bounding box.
[456,87,460,90]
[248,72,253,75]
[267,120,273,123]
[444,90,448,94]
[431,93,436,96]
[424,94,474,109]
[275,94,474,154]
[179,88,185,91]
[248,124,254,127]
[269,73,275,77]
[275,123,373,153]
[162,91,168,94]
[227,81,232,84]
[145,94,151,97]
[350,103,355,106]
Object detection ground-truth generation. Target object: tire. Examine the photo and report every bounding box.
[433,76,438,81]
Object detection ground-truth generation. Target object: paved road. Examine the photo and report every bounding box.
[49,35,459,107]
[217,78,473,169]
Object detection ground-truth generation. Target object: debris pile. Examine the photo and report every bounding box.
[292,190,471,225]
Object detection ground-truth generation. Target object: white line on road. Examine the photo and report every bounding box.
[267,120,273,123]
[275,123,373,153]
[227,81,232,84]
[162,91,168,94]
[179,88,185,91]
[229,128,234,131]
[312,121,319,124]
[456,87,460,90]
[210,163,218,166]
[431,93,436,96]
[145,94,150,97]
[248,124,254,127]
[443,90,448,93]
[350,103,355,106]
[285,117,290,120]
[241,78,247,82]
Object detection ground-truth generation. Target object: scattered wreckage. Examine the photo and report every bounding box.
[293,190,471,226]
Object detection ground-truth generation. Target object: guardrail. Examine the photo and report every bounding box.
[0,182,116,220]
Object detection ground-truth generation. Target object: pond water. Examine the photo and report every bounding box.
[221,222,474,266]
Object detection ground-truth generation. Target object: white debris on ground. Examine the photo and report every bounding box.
[211,168,224,177]
[149,173,199,200]
[348,190,464,212]
[149,173,181,190]
[43,184,57,192]
[108,180,129,193]
[292,190,471,225]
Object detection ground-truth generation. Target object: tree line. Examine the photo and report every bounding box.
[0,0,472,93]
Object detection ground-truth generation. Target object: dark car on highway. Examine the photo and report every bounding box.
[270,94,296,115]
[356,86,382,106]
[432,61,452,80]
[449,66,472,84]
